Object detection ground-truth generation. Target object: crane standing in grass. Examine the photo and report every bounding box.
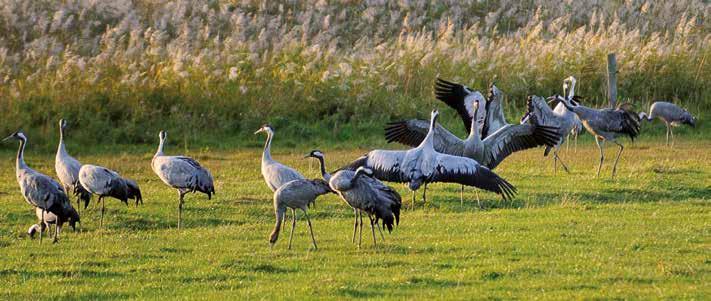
[329,166,401,248]
[152,131,215,229]
[4,131,78,243]
[79,164,142,228]
[255,124,305,191]
[550,95,640,177]
[269,178,332,250]
[638,101,696,147]
[55,119,92,212]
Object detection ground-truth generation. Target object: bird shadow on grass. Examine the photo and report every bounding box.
[0,268,124,279]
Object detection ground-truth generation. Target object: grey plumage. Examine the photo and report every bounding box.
[152,130,215,229]
[255,125,305,191]
[269,178,332,250]
[347,110,516,208]
[329,167,401,247]
[384,97,560,170]
[78,164,142,228]
[639,101,696,146]
[551,94,640,177]
[520,76,583,173]
[4,131,75,243]
[55,119,92,210]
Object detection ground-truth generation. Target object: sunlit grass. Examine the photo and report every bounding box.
[0,137,708,299]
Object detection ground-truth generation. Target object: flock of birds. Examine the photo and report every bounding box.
[3,76,696,249]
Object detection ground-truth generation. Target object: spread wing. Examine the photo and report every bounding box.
[384,119,465,156]
[343,150,407,183]
[434,78,485,134]
[481,123,561,169]
[428,153,516,201]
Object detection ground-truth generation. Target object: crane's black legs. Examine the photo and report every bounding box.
[288,208,296,250]
[368,215,377,246]
[375,220,385,242]
[611,140,624,178]
[39,209,45,244]
[595,137,605,177]
[352,209,358,243]
[423,183,428,206]
[554,150,570,173]
[177,191,186,230]
[411,191,415,210]
[358,211,363,248]
[52,224,59,244]
[460,185,464,206]
[302,209,317,250]
[99,196,105,229]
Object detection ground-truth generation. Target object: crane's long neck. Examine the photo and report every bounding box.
[316,156,330,181]
[262,132,273,161]
[465,117,482,144]
[155,137,165,157]
[17,138,28,171]
[57,127,67,155]
[567,81,576,100]
[420,116,437,149]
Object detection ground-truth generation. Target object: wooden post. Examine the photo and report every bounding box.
[607,53,617,108]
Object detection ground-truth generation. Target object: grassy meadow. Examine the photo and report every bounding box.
[0,131,709,299]
[1,0,710,299]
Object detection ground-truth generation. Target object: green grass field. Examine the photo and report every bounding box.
[0,134,709,300]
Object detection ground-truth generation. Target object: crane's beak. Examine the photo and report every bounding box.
[1,135,12,142]
[303,154,311,159]
[254,129,263,135]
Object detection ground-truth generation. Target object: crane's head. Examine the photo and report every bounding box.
[305,149,325,159]
[355,166,374,177]
[67,206,80,231]
[430,109,440,122]
[681,110,696,128]
[488,82,502,103]
[563,76,577,95]
[59,119,68,130]
[254,124,274,135]
[2,131,26,142]
[159,130,167,141]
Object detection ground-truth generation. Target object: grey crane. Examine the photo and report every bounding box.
[553,77,584,152]
[3,131,76,243]
[520,78,582,173]
[384,101,559,205]
[255,124,305,191]
[152,131,215,229]
[347,109,516,208]
[329,166,402,247]
[269,178,332,250]
[638,101,696,147]
[78,164,142,228]
[27,206,80,242]
[550,95,640,177]
[55,119,92,212]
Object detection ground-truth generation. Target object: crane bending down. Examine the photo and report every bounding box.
[152,131,215,229]
[346,109,516,208]
[4,131,78,243]
[28,206,80,241]
[329,167,402,248]
[79,164,142,228]
[550,95,640,177]
[55,119,92,212]
[638,101,696,147]
[269,178,332,250]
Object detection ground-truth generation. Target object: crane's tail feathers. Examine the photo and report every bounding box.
[373,186,401,233]
[73,184,92,209]
[618,103,641,141]
[124,179,143,206]
[543,146,552,157]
